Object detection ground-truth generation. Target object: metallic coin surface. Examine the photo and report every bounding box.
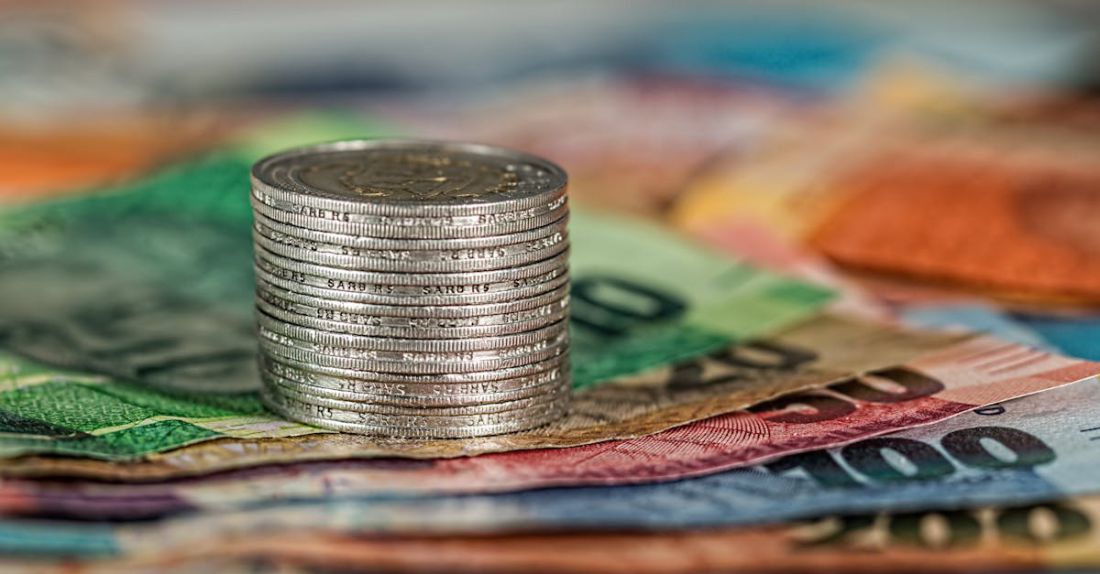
[262,389,570,434]
[255,263,570,306]
[263,395,567,438]
[253,211,569,250]
[257,321,567,362]
[257,312,567,352]
[259,334,568,374]
[252,227,569,273]
[257,277,569,318]
[267,377,571,416]
[251,139,567,215]
[255,294,569,339]
[251,139,572,437]
[259,367,570,407]
[255,244,568,287]
[252,186,567,226]
[260,354,569,389]
[251,195,569,239]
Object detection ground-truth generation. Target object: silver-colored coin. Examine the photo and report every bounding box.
[252,228,568,273]
[251,139,568,216]
[266,376,571,416]
[251,195,569,239]
[259,324,567,363]
[260,367,571,407]
[254,244,567,287]
[264,387,570,429]
[252,186,567,227]
[255,261,570,306]
[260,353,569,389]
[250,140,574,436]
[253,210,569,251]
[257,311,567,352]
[263,393,567,438]
[254,249,568,304]
[259,318,567,360]
[259,333,568,373]
[257,277,568,319]
[255,282,569,329]
[256,280,569,325]
[256,297,567,339]
[254,222,572,271]
[263,387,570,432]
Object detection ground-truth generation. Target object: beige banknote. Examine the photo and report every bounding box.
[3,315,958,479]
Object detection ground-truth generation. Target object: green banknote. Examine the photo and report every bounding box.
[0,116,831,460]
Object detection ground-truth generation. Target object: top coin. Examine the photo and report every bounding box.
[252,140,568,216]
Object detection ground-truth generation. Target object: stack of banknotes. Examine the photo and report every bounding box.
[250,140,572,437]
[0,107,1099,574]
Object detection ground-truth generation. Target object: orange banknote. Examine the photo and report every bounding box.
[0,113,229,204]
[675,100,1100,303]
[398,76,801,218]
[810,141,1100,300]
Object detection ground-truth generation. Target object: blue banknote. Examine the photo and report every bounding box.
[901,304,1052,349]
[4,376,1098,557]
[1013,312,1100,361]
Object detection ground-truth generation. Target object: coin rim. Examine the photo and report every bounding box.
[256,298,569,338]
[253,210,570,250]
[259,353,570,386]
[257,323,569,363]
[254,244,568,286]
[258,325,568,362]
[263,395,567,438]
[251,195,570,239]
[265,376,571,416]
[259,336,569,373]
[250,139,568,215]
[263,388,570,432]
[251,187,568,227]
[260,367,571,407]
[254,263,570,305]
[257,311,568,351]
[257,277,569,318]
[252,228,570,273]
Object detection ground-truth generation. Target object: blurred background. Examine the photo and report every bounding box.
[4,3,1100,571]
[4,0,1100,347]
[4,0,1098,194]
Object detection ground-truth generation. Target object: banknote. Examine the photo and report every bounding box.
[809,143,1100,301]
[0,314,949,469]
[2,372,1099,556]
[1011,310,1100,361]
[394,76,797,218]
[894,300,1100,362]
[687,218,888,320]
[673,109,1100,302]
[0,116,831,461]
[135,496,1100,574]
[8,496,1097,574]
[0,113,225,204]
[0,328,1092,523]
[671,110,875,241]
[6,494,1096,574]
[693,214,1100,363]
[0,557,299,574]
[901,303,1055,349]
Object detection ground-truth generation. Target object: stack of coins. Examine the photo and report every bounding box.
[250,140,571,438]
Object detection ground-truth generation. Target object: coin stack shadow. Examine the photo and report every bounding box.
[249,140,571,438]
